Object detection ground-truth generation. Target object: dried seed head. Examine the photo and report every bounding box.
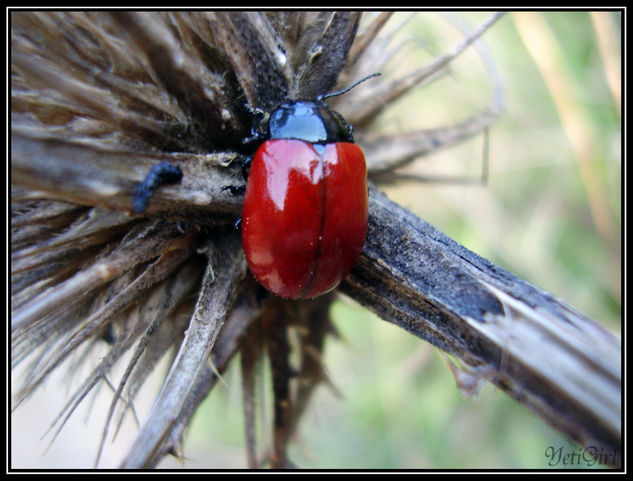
[11,11,504,468]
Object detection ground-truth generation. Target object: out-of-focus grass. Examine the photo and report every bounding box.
[380,11,621,332]
[183,11,621,469]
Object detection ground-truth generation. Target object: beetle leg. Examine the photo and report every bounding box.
[241,128,266,150]
[329,107,355,142]
[254,284,269,304]
[133,161,183,213]
[241,156,252,180]
[220,155,250,197]
[242,103,269,150]
[243,103,267,118]
[221,184,246,196]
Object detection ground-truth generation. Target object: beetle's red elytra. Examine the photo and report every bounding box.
[242,138,367,299]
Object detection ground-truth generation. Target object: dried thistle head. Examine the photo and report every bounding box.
[11,11,504,469]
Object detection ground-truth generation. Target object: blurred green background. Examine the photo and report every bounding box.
[175,11,621,469]
[11,11,620,470]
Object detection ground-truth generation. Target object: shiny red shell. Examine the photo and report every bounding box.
[242,139,368,299]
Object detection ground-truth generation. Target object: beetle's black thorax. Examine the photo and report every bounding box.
[268,101,354,144]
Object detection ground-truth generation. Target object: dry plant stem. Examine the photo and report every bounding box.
[341,187,621,467]
[341,12,505,127]
[11,220,189,335]
[291,12,361,100]
[213,11,293,108]
[266,307,291,469]
[355,12,505,174]
[11,135,244,224]
[148,289,264,468]
[345,12,393,69]
[94,260,203,467]
[12,228,198,409]
[288,296,337,434]
[241,327,260,469]
[12,208,135,263]
[119,230,247,468]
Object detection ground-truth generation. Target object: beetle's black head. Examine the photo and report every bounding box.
[268,101,354,144]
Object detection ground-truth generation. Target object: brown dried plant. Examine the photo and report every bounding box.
[11,11,508,469]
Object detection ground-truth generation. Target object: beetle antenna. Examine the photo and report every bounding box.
[317,73,381,101]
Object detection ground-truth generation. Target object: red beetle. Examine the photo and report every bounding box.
[241,78,375,299]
